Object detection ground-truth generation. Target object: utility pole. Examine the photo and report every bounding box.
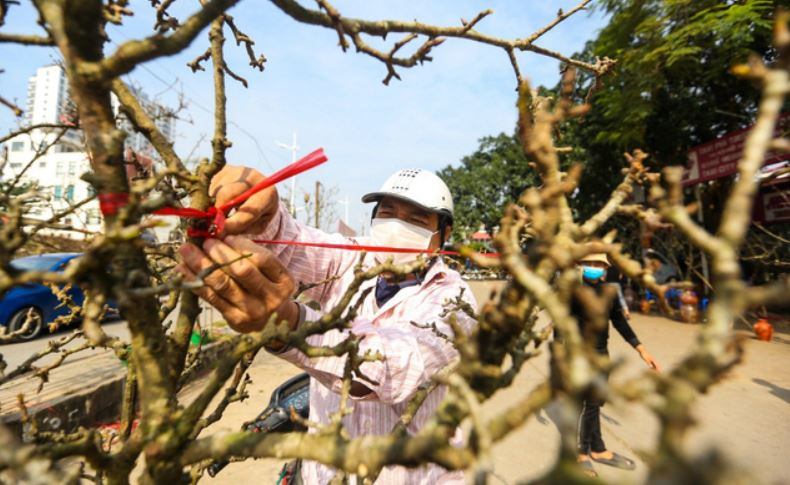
[314,181,321,229]
[276,132,299,216]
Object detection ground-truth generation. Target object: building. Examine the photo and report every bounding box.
[2,65,176,240]
[112,89,176,161]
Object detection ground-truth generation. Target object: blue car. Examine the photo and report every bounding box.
[0,253,118,342]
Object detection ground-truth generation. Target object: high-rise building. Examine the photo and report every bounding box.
[22,65,82,146]
[2,65,177,241]
[25,65,69,126]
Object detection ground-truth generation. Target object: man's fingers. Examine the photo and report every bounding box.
[179,243,248,305]
[210,166,264,205]
[207,165,278,235]
[223,205,265,235]
[176,262,238,316]
[212,181,253,203]
[202,238,272,296]
[179,243,206,275]
[225,235,292,284]
[223,189,278,235]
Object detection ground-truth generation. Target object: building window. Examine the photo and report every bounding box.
[11,141,25,151]
[10,163,22,168]
[54,185,62,200]
[68,161,76,175]
[65,184,74,202]
[56,162,65,176]
[87,209,102,225]
[39,161,46,168]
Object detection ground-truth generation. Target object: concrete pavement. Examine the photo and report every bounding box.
[2,281,787,483]
[0,320,129,370]
[197,285,790,484]
[0,304,223,434]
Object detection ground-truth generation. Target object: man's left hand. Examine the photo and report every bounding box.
[177,236,297,333]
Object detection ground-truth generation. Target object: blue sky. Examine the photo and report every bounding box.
[0,1,608,233]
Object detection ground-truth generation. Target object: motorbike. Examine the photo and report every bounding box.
[206,372,311,477]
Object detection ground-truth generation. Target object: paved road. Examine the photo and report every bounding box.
[4,280,787,484]
[0,320,129,370]
[198,280,790,484]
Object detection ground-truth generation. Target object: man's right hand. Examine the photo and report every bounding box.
[210,165,279,235]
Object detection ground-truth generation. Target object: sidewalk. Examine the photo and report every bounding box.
[0,304,225,435]
[0,350,125,434]
[198,313,790,484]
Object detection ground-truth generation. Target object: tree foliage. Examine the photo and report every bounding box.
[562,0,778,216]
[443,1,779,234]
[438,133,537,239]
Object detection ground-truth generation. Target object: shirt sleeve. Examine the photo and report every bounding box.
[254,203,362,308]
[609,288,641,348]
[275,284,478,405]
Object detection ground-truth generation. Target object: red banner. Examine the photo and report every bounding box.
[683,113,789,186]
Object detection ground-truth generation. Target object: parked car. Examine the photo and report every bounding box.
[0,253,118,342]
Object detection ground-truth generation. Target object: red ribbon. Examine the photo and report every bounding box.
[98,147,499,259]
[156,147,328,238]
[98,192,130,216]
[251,239,500,258]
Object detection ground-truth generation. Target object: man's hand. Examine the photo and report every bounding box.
[210,165,278,235]
[177,236,297,333]
[636,345,661,371]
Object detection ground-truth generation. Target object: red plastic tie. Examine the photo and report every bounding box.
[98,192,130,216]
[153,148,328,238]
[147,147,500,259]
[251,239,500,258]
[217,148,328,214]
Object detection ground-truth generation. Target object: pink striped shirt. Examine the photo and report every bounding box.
[256,206,477,484]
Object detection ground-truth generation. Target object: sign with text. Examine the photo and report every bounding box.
[755,184,790,224]
[683,113,789,186]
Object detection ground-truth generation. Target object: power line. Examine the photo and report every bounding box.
[133,60,276,172]
[107,35,276,172]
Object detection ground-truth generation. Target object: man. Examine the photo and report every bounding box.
[570,253,661,477]
[178,167,477,484]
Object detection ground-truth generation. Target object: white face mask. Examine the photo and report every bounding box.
[370,218,437,265]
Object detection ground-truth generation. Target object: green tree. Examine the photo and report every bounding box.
[560,0,778,218]
[438,133,537,240]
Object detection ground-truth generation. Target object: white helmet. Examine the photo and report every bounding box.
[362,169,454,220]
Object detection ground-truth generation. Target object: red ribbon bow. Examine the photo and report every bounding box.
[153,148,328,238]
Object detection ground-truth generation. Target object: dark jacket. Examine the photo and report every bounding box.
[569,281,641,354]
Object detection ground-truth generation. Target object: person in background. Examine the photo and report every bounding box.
[570,253,661,477]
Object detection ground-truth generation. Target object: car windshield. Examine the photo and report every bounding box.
[10,256,65,272]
